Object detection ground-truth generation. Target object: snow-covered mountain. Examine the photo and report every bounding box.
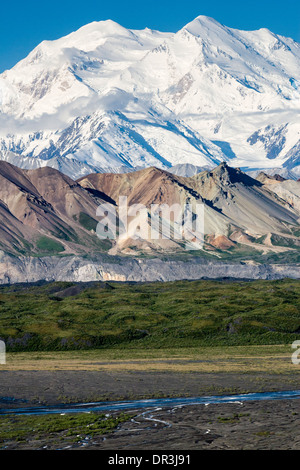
[0,16,300,178]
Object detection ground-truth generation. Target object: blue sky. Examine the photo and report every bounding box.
[0,0,300,72]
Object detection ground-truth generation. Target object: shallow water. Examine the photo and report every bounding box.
[1,390,300,416]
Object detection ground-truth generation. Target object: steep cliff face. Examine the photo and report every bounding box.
[0,252,299,284]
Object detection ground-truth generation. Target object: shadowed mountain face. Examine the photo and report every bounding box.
[0,160,299,257]
[0,200,34,254]
[0,161,114,256]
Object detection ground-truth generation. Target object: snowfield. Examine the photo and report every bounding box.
[0,15,299,178]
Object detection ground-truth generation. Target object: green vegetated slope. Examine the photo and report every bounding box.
[36,236,65,255]
[0,279,299,351]
[0,412,132,447]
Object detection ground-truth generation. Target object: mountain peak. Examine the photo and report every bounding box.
[181,15,224,36]
[0,16,300,179]
[256,172,287,183]
[71,19,131,38]
[207,163,261,187]
[19,19,134,66]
